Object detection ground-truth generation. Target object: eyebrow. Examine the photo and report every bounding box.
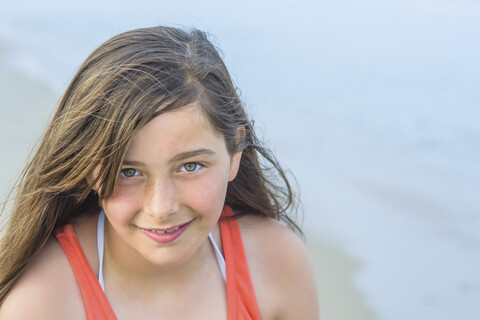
[122,148,216,167]
[169,148,216,163]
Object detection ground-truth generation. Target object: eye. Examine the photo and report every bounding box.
[179,162,202,172]
[120,168,139,178]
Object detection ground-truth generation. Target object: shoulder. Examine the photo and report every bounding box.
[237,215,319,320]
[0,235,86,320]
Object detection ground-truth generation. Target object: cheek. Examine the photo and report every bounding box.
[182,172,229,217]
[101,185,141,224]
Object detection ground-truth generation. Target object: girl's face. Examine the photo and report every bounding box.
[99,105,241,270]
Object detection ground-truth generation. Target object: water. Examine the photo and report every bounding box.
[1,1,479,319]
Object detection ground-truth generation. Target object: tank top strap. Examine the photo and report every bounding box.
[55,225,117,320]
[219,206,261,320]
[208,232,227,281]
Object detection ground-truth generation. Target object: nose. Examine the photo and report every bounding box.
[142,178,179,220]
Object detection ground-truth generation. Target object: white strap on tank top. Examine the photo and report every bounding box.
[97,210,226,292]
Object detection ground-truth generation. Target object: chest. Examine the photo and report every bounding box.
[107,275,227,320]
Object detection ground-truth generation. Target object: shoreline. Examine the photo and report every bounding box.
[306,236,378,320]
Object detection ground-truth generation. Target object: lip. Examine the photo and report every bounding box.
[139,220,193,243]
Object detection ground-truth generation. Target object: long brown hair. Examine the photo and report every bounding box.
[0,26,300,303]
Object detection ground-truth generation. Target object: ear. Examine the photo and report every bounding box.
[228,126,245,182]
[228,150,242,182]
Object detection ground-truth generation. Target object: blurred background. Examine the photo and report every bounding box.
[1,1,479,319]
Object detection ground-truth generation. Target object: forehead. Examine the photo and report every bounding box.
[125,104,224,160]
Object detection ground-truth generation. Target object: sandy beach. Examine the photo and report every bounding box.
[306,237,377,320]
[3,2,480,318]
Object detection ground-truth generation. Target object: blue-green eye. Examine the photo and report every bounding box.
[120,168,139,178]
[181,162,201,172]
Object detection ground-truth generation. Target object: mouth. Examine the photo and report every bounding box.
[139,220,193,243]
[145,224,183,234]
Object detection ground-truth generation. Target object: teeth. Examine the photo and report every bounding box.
[150,225,181,234]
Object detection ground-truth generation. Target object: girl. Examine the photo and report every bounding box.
[0,26,318,319]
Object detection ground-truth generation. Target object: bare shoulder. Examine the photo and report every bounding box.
[238,215,319,320]
[0,236,85,320]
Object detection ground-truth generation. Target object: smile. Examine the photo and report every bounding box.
[147,226,181,234]
[139,220,193,243]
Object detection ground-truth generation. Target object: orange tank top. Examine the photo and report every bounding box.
[55,206,261,320]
